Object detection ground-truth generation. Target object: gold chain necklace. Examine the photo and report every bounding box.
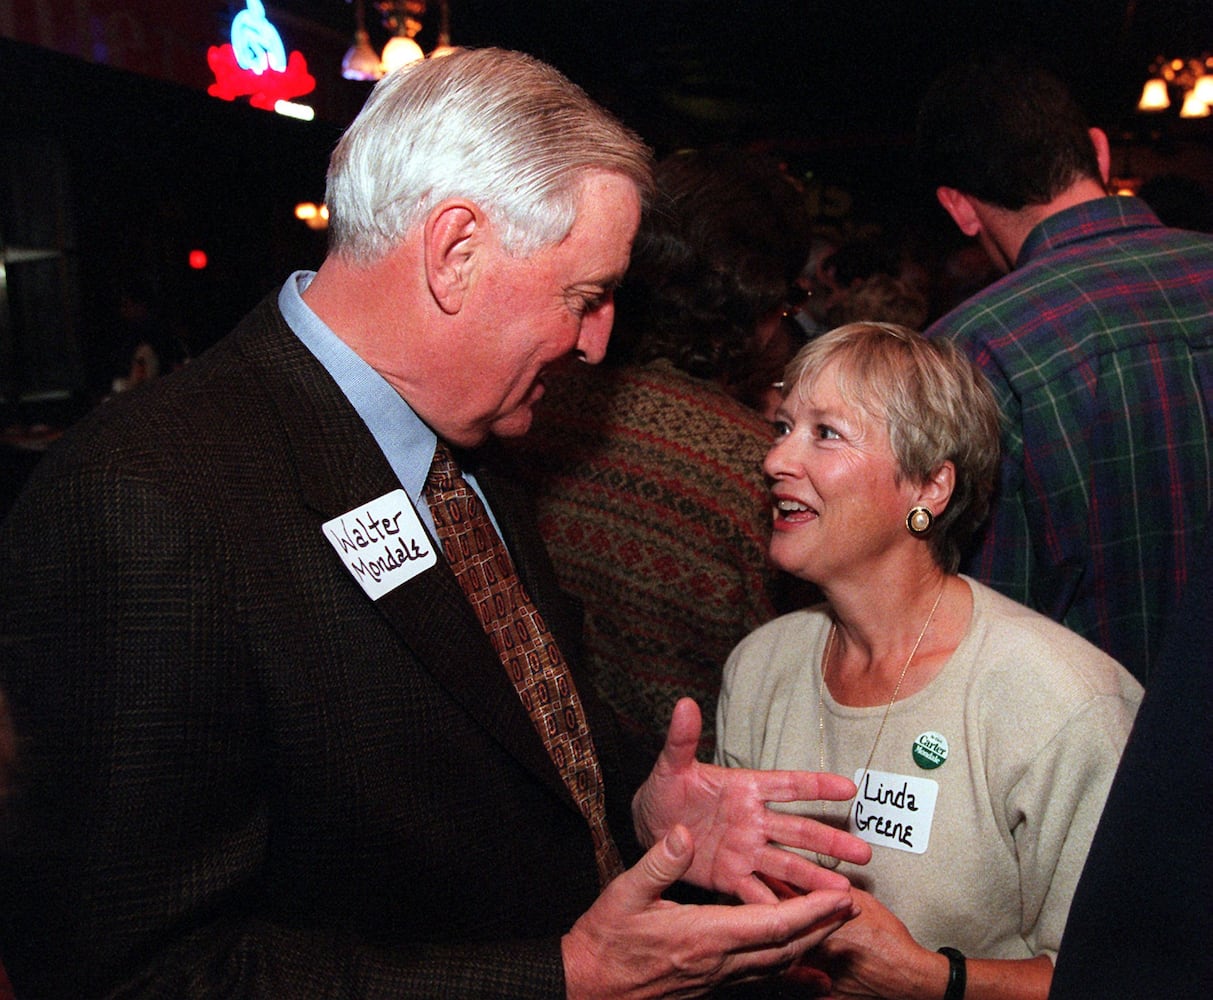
[814,579,946,869]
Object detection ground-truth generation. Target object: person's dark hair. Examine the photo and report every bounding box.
[607,148,811,383]
[915,51,1101,210]
[822,236,901,288]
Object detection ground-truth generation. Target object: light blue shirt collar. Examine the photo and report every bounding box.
[278,271,449,533]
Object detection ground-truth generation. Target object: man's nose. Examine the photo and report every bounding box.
[575,303,614,365]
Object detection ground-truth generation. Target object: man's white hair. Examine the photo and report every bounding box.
[325,47,653,265]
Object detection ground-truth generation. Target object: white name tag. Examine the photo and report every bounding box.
[322,490,437,599]
[849,768,939,855]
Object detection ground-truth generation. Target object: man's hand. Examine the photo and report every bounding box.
[562,825,856,1000]
[632,698,872,902]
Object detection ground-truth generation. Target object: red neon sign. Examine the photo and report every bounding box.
[207,0,315,112]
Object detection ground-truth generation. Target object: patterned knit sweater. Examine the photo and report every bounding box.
[511,359,782,760]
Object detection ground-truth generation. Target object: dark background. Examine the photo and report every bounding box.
[311,1,1211,149]
[1,1,1211,412]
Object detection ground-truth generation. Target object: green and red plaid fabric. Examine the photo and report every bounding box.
[928,196,1213,683]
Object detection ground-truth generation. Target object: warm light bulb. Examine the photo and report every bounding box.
[1180,88,1211,118]
[342,29,383,81]
[1137,78,1170,112]
[381,34,425,74]
[1193,74,1213,107]
[294,203,329,230]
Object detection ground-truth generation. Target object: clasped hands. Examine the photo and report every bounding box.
[562,698,871,999]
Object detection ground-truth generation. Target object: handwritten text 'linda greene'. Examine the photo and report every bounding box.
[853,772,919,849]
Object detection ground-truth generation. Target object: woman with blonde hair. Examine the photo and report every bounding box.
[717,322,1141,1000]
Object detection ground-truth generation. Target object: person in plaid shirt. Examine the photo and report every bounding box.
[916,53,1213,685]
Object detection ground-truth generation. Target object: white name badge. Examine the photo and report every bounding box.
[322,490,437,600]
[849,768,939,855]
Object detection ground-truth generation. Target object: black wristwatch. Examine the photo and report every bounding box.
[938,947,967,1000]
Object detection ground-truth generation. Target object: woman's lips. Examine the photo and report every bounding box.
[772,495,817,530]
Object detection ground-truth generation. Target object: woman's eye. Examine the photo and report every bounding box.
[772,420,791,437]
[817,424,840,440]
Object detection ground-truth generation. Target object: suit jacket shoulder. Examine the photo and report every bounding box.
[0,293,637,998]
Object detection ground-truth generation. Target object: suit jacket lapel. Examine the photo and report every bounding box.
[242,301,575,808]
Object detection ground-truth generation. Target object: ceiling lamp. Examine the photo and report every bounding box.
[295,202,330,230]
[342,0,381,80]
[342,34,382,81]
[379,0,427,73]
[1137,54,1213,118]
[1137,77,1170,111]
[1180,88,1211,119]
[381,32,425,74]
[1194,73,1213,108]
[430,0,458,58]
[343,0,458,80]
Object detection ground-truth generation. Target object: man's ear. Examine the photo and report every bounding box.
[1088,127,1112,186]
[424,202,479,315]
[936,187,982,237]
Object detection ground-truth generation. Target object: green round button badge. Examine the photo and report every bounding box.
[912,731,949,770]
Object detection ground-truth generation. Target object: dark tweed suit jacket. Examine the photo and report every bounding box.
[0,295,645,998]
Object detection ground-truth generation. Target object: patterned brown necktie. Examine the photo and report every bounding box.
[424,441,624,887]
